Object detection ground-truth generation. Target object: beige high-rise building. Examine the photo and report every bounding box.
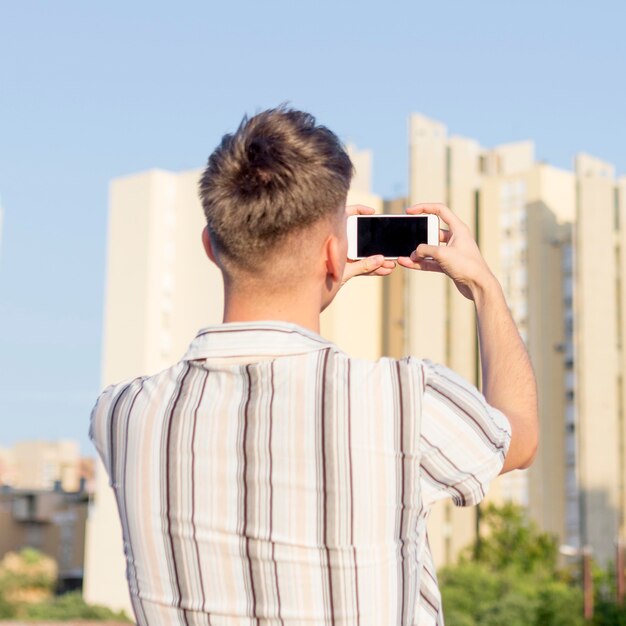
[84,166,222,612]
[83,147,384,613]
[407,113,625,567]
[575,154,625,560]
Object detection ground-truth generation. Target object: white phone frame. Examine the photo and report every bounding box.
[346,214,440,260]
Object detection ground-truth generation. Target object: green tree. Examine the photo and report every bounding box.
[592,562,626,625]
[21,591,131,621]
[0,547,56,604]
[0,548,131,621]
[439,503,584,626]
[0,593,16,620]
[472,502,559,573]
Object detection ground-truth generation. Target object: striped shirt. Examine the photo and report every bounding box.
[90,321,511,626]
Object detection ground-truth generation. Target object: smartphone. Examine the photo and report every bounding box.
[347,214,439,260]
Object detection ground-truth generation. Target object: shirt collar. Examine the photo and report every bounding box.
[182,321,335,361]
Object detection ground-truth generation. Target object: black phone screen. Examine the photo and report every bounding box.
[357,216,428,257]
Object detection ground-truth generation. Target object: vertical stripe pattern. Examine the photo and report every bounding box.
[90,322,511,626]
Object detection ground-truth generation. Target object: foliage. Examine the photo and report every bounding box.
[470,501,559,573]
[20,591,131,621]
[593,599,626,626]
[0,593,16,619]
[439,502,585,626]
[535,579,587,626]
[440,560,584,626]
[592,563,626,626]
[439,502,626,624]
[0,548,131,622]
[0,548,57,603]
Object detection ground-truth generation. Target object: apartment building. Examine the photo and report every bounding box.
[575,154,625,561]
[0,486,89,590]
[408,114,625,567]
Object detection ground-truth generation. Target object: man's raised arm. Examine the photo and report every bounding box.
[397,203,539,474]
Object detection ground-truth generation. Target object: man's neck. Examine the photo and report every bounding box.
[222,288,323,334]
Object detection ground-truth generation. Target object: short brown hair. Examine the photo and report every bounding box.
[198,106,353,271]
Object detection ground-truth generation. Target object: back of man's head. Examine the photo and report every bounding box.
[199,106,354,277]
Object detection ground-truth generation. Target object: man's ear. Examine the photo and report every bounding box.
[324,233,344,284]
[202,226,218,266]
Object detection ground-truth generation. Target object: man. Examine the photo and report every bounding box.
[90,107,538,625]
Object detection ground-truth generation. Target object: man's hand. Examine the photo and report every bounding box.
[341,205,396,286]
[396,203,497,301]
[397,203,538,473]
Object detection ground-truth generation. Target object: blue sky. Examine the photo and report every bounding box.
[1,0,624,453]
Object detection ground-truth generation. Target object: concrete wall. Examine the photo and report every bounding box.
[575,154,621,562]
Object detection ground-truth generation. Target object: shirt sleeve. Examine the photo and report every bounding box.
[419,359,512,508]
[89,379,139,485]
[89,384,118,480]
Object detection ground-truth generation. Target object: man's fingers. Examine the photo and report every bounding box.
[411,243,442,261]
[361,255,386,273]
[439,228,451,244]
[405,203,463,230]
[343,255,385,283]
[416,259,444,273]
[346,204,376,216]
[397,256,444,273]
[372,265,395,276]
